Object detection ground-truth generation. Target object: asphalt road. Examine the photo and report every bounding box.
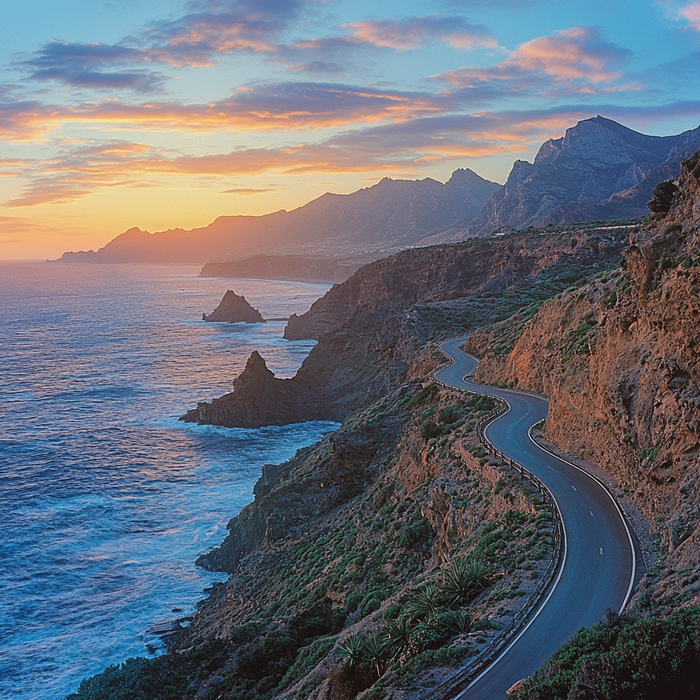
[434,338,636,700]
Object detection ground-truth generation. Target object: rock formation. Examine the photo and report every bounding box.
[202,290,265,323]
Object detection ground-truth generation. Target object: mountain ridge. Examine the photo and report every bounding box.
[53,168,499,264]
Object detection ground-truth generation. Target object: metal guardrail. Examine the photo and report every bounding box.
[431,397,565,699]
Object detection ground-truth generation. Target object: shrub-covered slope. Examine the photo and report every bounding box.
[70,386,556,699]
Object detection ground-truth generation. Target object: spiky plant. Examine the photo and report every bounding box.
[384,615,413,660]
[362,632,388,679]
[405,583,444,622]
[336,634,366,668]
[442,557,490,607]
[439,609,474,636]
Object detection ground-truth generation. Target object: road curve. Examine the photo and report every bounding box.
[434,338,636,700]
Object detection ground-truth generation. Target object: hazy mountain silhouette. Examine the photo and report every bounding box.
[54,169,498,264]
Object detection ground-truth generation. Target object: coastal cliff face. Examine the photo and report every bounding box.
[466,154,700,604]
[174,385,552,699]
[184,230,626,428]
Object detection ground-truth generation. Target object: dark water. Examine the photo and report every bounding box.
[0,263,337,699]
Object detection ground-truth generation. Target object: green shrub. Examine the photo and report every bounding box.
[513,608,700,700]
[438,406,461,424]
[420,420,441,441]
[647,180,679,214]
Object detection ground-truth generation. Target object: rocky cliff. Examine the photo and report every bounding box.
[466,152,700,605]
[81,383,556,700]
[203,290,265,323]
[184,226,626,428]
[426,116,700,242]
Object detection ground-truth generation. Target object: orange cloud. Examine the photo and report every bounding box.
[346,16,497,51]
[1,83,447,141]
[437,26,633,95]
[4,128,517,207]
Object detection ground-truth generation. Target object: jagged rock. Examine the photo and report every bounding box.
[202,290,265,323]
[427,116,700,242]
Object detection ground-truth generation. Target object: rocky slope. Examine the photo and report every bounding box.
[466,152,700,607]
[72,384,556,700]
[203,290,265,323]
[182,226,626,428]
[424,116,700,243]
[53,169,499,264]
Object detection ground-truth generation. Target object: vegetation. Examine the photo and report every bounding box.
[69,382,550,700]
[647,180,679,214]
[512,607,700,700]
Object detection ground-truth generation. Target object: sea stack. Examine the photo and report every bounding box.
[202,290,265,323]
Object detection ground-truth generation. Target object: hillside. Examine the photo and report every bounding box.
[53,169,499,264]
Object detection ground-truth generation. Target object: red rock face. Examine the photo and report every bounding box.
[468,153,700,602]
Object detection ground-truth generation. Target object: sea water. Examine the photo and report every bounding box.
[0,263,337,700]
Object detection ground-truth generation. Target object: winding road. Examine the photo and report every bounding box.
[434,338,637,700]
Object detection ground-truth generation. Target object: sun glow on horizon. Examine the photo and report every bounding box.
[2,0,700,259]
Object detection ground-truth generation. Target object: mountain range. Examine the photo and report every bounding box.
[55,168,498,264]
[55,116,700,267]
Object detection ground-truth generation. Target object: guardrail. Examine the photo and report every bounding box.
[431,392,565,699]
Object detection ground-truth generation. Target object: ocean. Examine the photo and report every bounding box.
[0,262,337,700]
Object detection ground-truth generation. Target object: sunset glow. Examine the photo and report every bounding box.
[3,0,700,259]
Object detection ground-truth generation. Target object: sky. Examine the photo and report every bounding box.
[3,0,700,259]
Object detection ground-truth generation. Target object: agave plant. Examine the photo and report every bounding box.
[336,634,366,668]
[439,609,474,636]
[362,631,389,678]
[442,557,490,607]
[384,615,413,660]
[405,583,444,622]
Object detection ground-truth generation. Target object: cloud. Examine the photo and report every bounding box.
[143,0,308,66]
[0,82,450,140]
[220,187,277,194]
[437,26,634,96]
[345,15,497,51]
[21,40,165,92]
[0,109,559,207]
[7,97,700,208]
[16,0,316,92]
[678,2,700,30]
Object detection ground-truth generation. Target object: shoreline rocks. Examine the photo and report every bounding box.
[202,289,265,323]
